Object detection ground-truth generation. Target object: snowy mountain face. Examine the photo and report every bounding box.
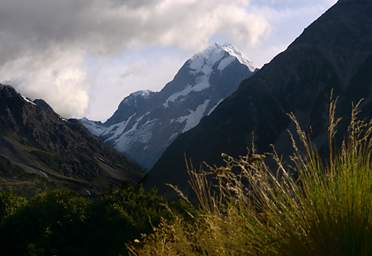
[82,44,255,169]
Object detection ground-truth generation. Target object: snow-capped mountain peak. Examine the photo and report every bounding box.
[130,90,153,98]
[161,43,255,108]
[219,44,255,70]
[82,44,255,170]
[188,43,254,74]
[122,90,154,104]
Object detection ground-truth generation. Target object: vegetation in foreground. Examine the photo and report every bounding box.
[0,101,370,256]
[133,101,372,256]
[0,186,178,256]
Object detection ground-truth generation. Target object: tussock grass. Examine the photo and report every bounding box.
[133,100,372,256]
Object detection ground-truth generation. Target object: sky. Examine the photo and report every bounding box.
[0,0,337,121]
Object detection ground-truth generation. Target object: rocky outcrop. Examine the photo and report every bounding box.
[0,84,141,194]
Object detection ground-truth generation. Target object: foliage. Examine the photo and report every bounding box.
[0,192,27,223]
[133,101,372,256]
[0,186,172,256]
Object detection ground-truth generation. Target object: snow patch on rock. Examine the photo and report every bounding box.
[21,95,36,105]
[168,132,179,142]
[163,75,210,107]
[217,56,235,71]
[80,118,106,136]
[189,45,226,74]
[220,44,255,71]
[177,100,210,133]
[114,117,155,152]
[208,99,224,115]
[132,90,153,98]
[102,114,135,139]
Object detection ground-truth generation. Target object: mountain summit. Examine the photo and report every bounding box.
[82,44,254,169]
[145,0,372,193]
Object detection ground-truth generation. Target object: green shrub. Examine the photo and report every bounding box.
[133,101,372,256]
[0,187,172,256]
[0,192,27,222]
[0,190,89,255]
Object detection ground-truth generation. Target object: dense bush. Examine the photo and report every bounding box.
[133,102,372,256]
[0,186,172,256]
[0,192,27,223]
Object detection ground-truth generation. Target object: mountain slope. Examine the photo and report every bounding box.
[82,44,255,169]
[145,0,372,194]
[0,84,141,194]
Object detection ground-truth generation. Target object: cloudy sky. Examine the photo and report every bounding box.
[0,0,337,120]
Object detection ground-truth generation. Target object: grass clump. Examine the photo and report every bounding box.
[133,101,372,256]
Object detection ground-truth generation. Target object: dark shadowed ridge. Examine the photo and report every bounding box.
[144,0,372,196]
[0,84,142,194]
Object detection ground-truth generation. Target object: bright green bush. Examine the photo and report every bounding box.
[133,102,372,256]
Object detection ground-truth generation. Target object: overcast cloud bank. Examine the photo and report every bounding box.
[0,0,336,118]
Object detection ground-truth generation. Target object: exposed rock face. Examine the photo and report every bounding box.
[82,44,254,170]
[0,84,141,194]
[145,0,372,194]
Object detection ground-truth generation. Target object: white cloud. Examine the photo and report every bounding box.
[0,48,89,117]
[252,0,336,9]
[85,49,187,121]
[241,0,338,67]
[0,0,270,117]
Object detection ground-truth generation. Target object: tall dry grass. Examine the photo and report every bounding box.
[132,100,372,256]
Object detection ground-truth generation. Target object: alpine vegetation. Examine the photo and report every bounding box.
[132,101,372,256]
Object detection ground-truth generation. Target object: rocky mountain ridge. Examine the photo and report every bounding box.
[82,44,255,169]
[0,84,141,194]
